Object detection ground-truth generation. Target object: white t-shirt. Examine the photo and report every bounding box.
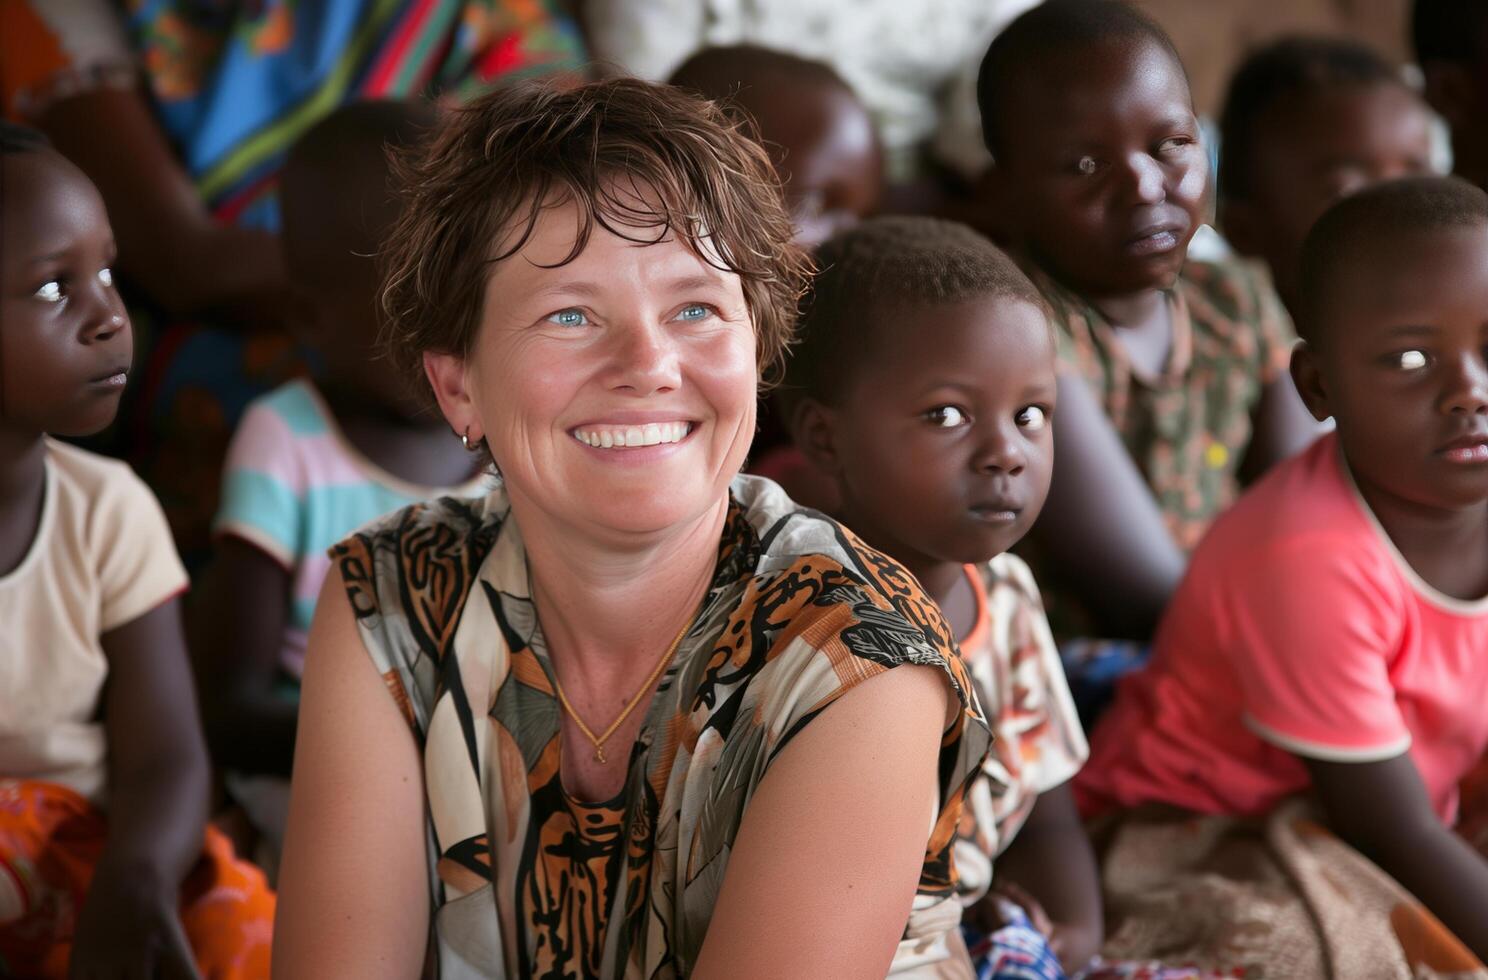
[0,439,188,804]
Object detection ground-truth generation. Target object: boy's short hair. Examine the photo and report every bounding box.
[1219,37,1408,205]
[1298,175,1488,343]
[380,77,811,402]
[977,0,1183,161]
[786,216,1047,405]
[1412,0,1488,69]
[0,121,50,155]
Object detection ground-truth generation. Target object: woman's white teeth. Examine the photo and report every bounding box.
[574,422,690,448]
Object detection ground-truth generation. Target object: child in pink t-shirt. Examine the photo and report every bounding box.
[1078,176,1488,969]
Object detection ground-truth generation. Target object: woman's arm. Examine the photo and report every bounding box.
[984,782,1103,972]
[1307,754,1488,962]
[1029,373,1185,639]
[71,598,210,979]
[189,537,298,776]
[33,87,289,324]
[690,664,950,979]
[273,568,429,980]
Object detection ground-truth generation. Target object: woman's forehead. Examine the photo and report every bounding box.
[488,195,741,293]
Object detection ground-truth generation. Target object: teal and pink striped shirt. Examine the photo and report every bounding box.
[214,379,488,680]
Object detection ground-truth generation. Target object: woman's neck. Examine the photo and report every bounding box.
[1089,286,1167,329]
[515,490,730,676]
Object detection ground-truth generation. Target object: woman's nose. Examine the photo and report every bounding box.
[608,319,681,395]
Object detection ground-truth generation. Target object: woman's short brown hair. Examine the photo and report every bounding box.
[380,77,812,403]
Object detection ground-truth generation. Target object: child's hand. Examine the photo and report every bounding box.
[69,866,200,980]
[975,881,1054,936]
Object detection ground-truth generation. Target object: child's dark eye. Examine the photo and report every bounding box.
[1393,349,1429,371]
[547,308,589,328]
[1016,405,1049,431]
[98,267,114,289]
[924,405,969,428]
[34,279,64,303]
[1156,137,1193,155]
[1075,155,1100,176]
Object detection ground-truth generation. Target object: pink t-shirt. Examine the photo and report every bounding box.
[1077,432,1488,824]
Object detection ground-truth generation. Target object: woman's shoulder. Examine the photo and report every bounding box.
[329,489,506,626]
[726,475,966,677]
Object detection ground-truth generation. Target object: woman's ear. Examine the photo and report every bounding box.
[423,350,482,441]
[1289,341,1333,423]
[792,396,844,474]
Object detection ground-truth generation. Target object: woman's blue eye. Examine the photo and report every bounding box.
[548,308,588,328]
[35,280,63,303]
[1016,405,1048,431]
[925,405,968,428]
[1395,349,1428,370]
[676,304,710,322]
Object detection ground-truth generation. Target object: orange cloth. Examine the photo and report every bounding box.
[0,780,274,978]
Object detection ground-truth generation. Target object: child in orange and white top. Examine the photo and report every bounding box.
[786,216,1099,976]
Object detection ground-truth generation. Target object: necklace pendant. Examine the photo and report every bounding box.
[595,745,606,764]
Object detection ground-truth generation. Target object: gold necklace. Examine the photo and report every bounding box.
[551,617,691,764]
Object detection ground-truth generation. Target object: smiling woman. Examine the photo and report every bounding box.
[271,78,993,979]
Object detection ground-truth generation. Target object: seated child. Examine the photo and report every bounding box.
[787,216,1101,976]
[191,100,487,864]
[670,44,883,512]
[1077,176,1488,972]
[0,122,273,977]
[976,1,1320,645]
[1414,0,1488,194]
[1219,36,1436,314]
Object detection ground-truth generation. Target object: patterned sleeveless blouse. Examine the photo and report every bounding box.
[330,474,993,979]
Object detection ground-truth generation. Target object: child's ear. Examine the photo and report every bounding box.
[423,350,482,441]
[792,396,844,474]
[1289,341,1333,423]
[971,163,1015,244]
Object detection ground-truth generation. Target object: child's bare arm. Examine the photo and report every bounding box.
[72,598,210,978]
[1030,373,1184,638]
[1240,374,1320,483]
[1307,754,1488,961]
[988,782,1103,971]
[190,537,298,776]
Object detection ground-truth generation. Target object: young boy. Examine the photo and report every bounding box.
[0,122,273,978]
[191,100,487,865]
[976,0,1319,643]
[1219,36,1436,314]
[1079,176,1488,972]
[1414,0,1488,194]
[787,216,1101,975]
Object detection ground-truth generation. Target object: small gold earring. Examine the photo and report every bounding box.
[461,426,479,452]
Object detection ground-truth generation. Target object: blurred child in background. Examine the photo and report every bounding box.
[191,101,488,872]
